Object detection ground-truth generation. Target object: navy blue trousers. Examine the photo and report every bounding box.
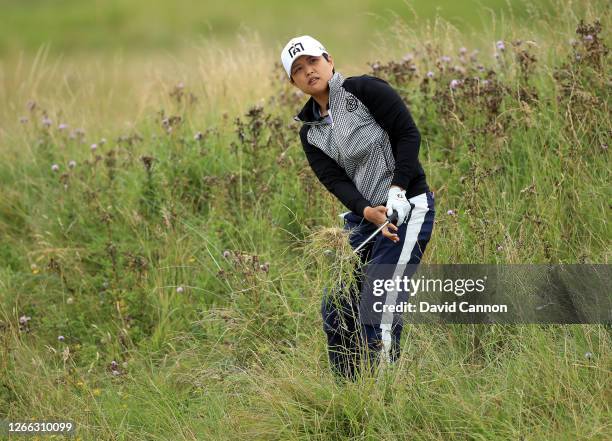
[321,191,435,380]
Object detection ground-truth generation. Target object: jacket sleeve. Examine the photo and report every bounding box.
[354,75,421,191]
[300,125,371,216]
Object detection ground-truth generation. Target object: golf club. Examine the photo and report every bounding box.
[353,209,399,254]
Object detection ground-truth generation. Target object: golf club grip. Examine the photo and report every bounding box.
[388,209,399,225]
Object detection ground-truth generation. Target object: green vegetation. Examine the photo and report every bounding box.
[1,0,550,59]
[0,0,609,439]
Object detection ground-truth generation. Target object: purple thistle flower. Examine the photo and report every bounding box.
[583,35,593,42]
[58,123,68,131]
[111,360,118,369]
[447,209,456,216]
[450,79,461,89]
[459,47,467,55]
[90,143,98,151]
[426,71,434,79]
[440,55,451,63]
[477,64,485,72]
[496,40,505,51]
[58,335,65,342]
[19,315,31,324]
[112,369,121,376]
[51,164,60,172]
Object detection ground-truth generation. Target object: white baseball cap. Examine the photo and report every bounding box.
[281,35,328,79]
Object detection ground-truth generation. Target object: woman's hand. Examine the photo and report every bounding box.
[363,206,400,243]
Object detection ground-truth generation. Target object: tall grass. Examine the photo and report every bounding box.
[0,0,610,439]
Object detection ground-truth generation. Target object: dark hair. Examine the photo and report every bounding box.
[290,53,335,83]
[322,53,336,74]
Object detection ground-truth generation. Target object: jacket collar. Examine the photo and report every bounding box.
[293,71,345,125]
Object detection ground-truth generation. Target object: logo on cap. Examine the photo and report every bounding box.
[288,42,305,59]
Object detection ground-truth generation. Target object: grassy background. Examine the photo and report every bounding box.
[0,0,610,439]
[1,0,552,58]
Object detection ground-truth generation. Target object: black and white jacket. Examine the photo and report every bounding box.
[295,71,429,216]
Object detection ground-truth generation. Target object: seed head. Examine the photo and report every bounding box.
[19,315,31,324]
[459,47,467,55]
[42,116,52,127]
[176,286,184,293]
[58,335,65,342]
[68,160,76,169]
[51,164,60,172]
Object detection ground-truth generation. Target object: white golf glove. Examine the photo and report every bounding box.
[386,186,411,227]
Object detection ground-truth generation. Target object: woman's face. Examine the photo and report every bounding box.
[290,54,334,94]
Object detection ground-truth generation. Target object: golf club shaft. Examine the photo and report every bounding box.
[353,221,390,254]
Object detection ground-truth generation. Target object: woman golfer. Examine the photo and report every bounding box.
[281,35,435,380]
